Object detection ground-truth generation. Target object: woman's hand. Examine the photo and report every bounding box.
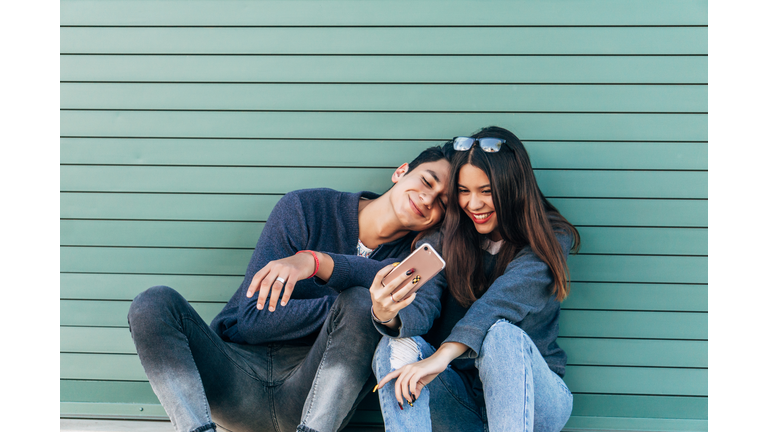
[246,252,324,312]
[370,263,419,328]
[376,342,468,406]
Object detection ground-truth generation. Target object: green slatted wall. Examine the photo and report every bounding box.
[60,1,708,431]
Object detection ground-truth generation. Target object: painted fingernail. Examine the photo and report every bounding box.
[398,403,403,410]
[392,262,400,268]
[372,385,378,393]
[412,275,421,284]
[407,399,413,407]
[406,268,415,276]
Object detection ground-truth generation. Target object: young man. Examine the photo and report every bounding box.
[127,143,454,432]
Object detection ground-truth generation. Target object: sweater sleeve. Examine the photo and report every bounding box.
[443,233,573,359]
[320,254,404,291]
[229,192,336,345]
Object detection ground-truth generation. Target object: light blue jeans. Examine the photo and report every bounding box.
[372,320,573,432]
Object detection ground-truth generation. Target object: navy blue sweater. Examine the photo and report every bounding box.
[210,188,416,345]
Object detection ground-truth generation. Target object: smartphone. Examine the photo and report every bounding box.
[382,243,446,301]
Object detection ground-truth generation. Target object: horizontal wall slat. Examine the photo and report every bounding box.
[60,139,708,170]
[60,0,708,26]
[59,247,707,283]
[61,221,707,255]
[60,111,708,141]
[60,166,708,199]
[60,380,708,419]
[61,274,243,301]
[60,274,708,312]
[59,353,706,396]
[61,27,707,55]
[60,83,709,113]
[563,416,707,432]
[563,366,706,396]
[563,283,707,312]
[60,55,709,84]
[61,193,708,227]
[559,310,706,340]
[60,326,707,368]
[59,300,706,340]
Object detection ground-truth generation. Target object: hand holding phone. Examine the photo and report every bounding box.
[381,243,445,302]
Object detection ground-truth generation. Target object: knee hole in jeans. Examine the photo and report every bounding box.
[388,337,421,370]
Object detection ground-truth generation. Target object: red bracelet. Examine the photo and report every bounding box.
[296,250,320,279]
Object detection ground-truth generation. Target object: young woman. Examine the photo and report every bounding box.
[368,126,580,431]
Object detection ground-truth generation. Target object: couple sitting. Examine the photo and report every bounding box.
[128,126,580,432]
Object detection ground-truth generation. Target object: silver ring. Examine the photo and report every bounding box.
[275,276,286,285]
[390,293,398,303]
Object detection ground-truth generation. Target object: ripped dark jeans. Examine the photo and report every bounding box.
[128,285,380,432]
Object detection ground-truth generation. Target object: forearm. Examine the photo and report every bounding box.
[433,341,469,365]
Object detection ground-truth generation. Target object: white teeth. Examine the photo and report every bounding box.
[474,213,491,220]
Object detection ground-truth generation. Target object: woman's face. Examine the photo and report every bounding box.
[457,164,502,241]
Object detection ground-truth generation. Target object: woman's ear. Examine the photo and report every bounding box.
[391,163,410,183]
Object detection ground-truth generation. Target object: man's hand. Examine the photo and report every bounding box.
[246,252,317,312]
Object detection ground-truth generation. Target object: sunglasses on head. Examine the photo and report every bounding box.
[452,136,507,153]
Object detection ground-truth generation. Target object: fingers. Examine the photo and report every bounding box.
[256,268,281,311]
[246,266,270,298]
[372,262,398,288]
[377,369,401,392]
[268,272,292,312]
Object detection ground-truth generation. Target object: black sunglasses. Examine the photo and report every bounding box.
[452,136,507,153]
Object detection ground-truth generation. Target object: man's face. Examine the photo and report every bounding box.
[388,159,452,231]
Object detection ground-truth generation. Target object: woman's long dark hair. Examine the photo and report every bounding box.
[442,126,580,306]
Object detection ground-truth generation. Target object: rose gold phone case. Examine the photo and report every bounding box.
[382,243,446,301]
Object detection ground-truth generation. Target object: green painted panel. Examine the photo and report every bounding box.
[60,193,283,221]
[60,247,706,283]
[61,193,707,227]
[61,402,168,420]
[60,139,708,170]
[60,111,708,141]
[61,380,707,420]
[60,353,705,396]
[61,220,265,248]
[60,300,222,327]
[60,273,242,301]
[569,254,707,283]
[550,198,707,228]
[576,227,707,255]
[61,28,707,55]
[571,394,706,420]
[62,380,159,404]
[559,310,707,340]
[564,416,707,432]
[526,142,707,171]
[563,283,707,312]
[60,299,705,340]
[60,274,708,312]
[558,338,707,368]
[60,0,708,25]
[60,166,707,199]
[60,83,709,113]
[60,55,709,84]
[61,326,706,368]
[61,221,707,255]
[563,365,707,396]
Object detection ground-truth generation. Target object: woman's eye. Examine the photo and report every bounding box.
[421,177,432,188]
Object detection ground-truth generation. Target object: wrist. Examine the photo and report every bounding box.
[296,250,319,279]
[371,306,395,324]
